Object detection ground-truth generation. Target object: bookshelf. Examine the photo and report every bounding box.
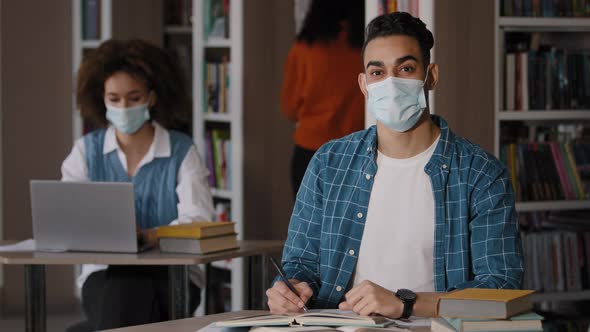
[163,0,245,312]
[195,0,244,312]
[494,0,590,312]
[493,0,590,211]
[364,0,436,128]
[72,0,112,141]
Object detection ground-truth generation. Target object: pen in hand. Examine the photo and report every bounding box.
[269,256,310,312]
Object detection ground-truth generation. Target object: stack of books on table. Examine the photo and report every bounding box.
[156,221,238,255]
[432,289,543,332]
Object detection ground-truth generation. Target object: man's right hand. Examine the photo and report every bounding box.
[266,279,313,314]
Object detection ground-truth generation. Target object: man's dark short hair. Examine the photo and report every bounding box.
[362,12,434,67]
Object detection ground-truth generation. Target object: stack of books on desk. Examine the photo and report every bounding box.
[432,288,543,332]
[156,222,238,255]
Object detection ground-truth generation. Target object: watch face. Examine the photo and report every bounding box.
[397,288,417,301]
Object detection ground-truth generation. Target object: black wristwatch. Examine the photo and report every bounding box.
[395,289,417,319]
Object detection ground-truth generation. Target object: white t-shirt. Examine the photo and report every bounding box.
[61,122,214,289]
[354,135,440,292]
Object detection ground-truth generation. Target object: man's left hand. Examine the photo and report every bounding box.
[338,280,403,318]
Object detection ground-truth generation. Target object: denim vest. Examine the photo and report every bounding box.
[84,128,193,229]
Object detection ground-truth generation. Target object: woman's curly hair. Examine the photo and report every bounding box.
[76,39,192,135]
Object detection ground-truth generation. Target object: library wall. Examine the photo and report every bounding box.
[0,0,76,314]
[435,0,496,152]
[243,0,295,241]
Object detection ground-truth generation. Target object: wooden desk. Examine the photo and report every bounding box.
[100,311,433,332]
[0,240,283,332]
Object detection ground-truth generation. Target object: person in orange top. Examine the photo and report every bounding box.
[281,0,365,197]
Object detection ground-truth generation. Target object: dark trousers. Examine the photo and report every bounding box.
[68,265,201,331]
[291,145,316,198]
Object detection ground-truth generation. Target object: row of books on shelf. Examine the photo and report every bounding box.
[502,0,590,17]
[521,210,590,231]
[500,142,590,201]
[164,0,193,26]
[522,229,590,292]
[204,0,230,39]
[156,221,237,254]
[204,60,230,113]
[205,128,231,190]
[505,47,590,111]
[377,0,420,15]
[164,0,229,39]
[82,0,101,40]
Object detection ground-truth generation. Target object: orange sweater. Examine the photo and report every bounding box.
[281,35,365,151]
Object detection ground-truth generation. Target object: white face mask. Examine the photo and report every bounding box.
[105,102,151,135]
[366,70,429,132]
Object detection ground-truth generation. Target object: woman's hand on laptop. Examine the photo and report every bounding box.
[267,279,313,314]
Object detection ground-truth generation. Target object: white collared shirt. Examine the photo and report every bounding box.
[61,122,214,288]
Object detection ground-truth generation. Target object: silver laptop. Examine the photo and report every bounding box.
[30,180,143,253]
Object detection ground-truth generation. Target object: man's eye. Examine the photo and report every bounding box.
[370,70,383,76]
[109,99,119,103]
[400,66,414,72]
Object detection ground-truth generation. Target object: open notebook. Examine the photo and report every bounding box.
[214,311,390,328]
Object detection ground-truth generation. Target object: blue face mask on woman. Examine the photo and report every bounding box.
[105,102,151,135]
[366,69,429,132]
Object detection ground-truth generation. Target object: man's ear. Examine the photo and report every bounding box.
[358,73,368,98]
[426,63,439,90]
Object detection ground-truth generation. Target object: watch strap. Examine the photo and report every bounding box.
[400,298,414,319]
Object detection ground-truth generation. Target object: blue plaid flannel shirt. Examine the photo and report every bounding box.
[280,115,524,309]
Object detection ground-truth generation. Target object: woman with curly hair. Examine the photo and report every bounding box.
[62,39,213,331]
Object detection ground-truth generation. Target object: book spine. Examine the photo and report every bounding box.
[220,61,226,114]
[506,53,516,110]
[555,232,566,291]
[540,232,552,291]
[550,142,573,200]
[83,0,100,40]
[212,129,223,189]
[565,143,585,199]
[509,144,518,195]
[520,52,529,110]
[503,0,514,16]
[516,52,523,110]
[206,130,216,187]
[225,140,232,190]
[533,0,541,17]
[559,143,579,199]
[517,144,528,201]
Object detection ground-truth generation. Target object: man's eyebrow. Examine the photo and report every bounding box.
[366,55,420,69]
[395,55,419,65]
[366,60,385,69]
